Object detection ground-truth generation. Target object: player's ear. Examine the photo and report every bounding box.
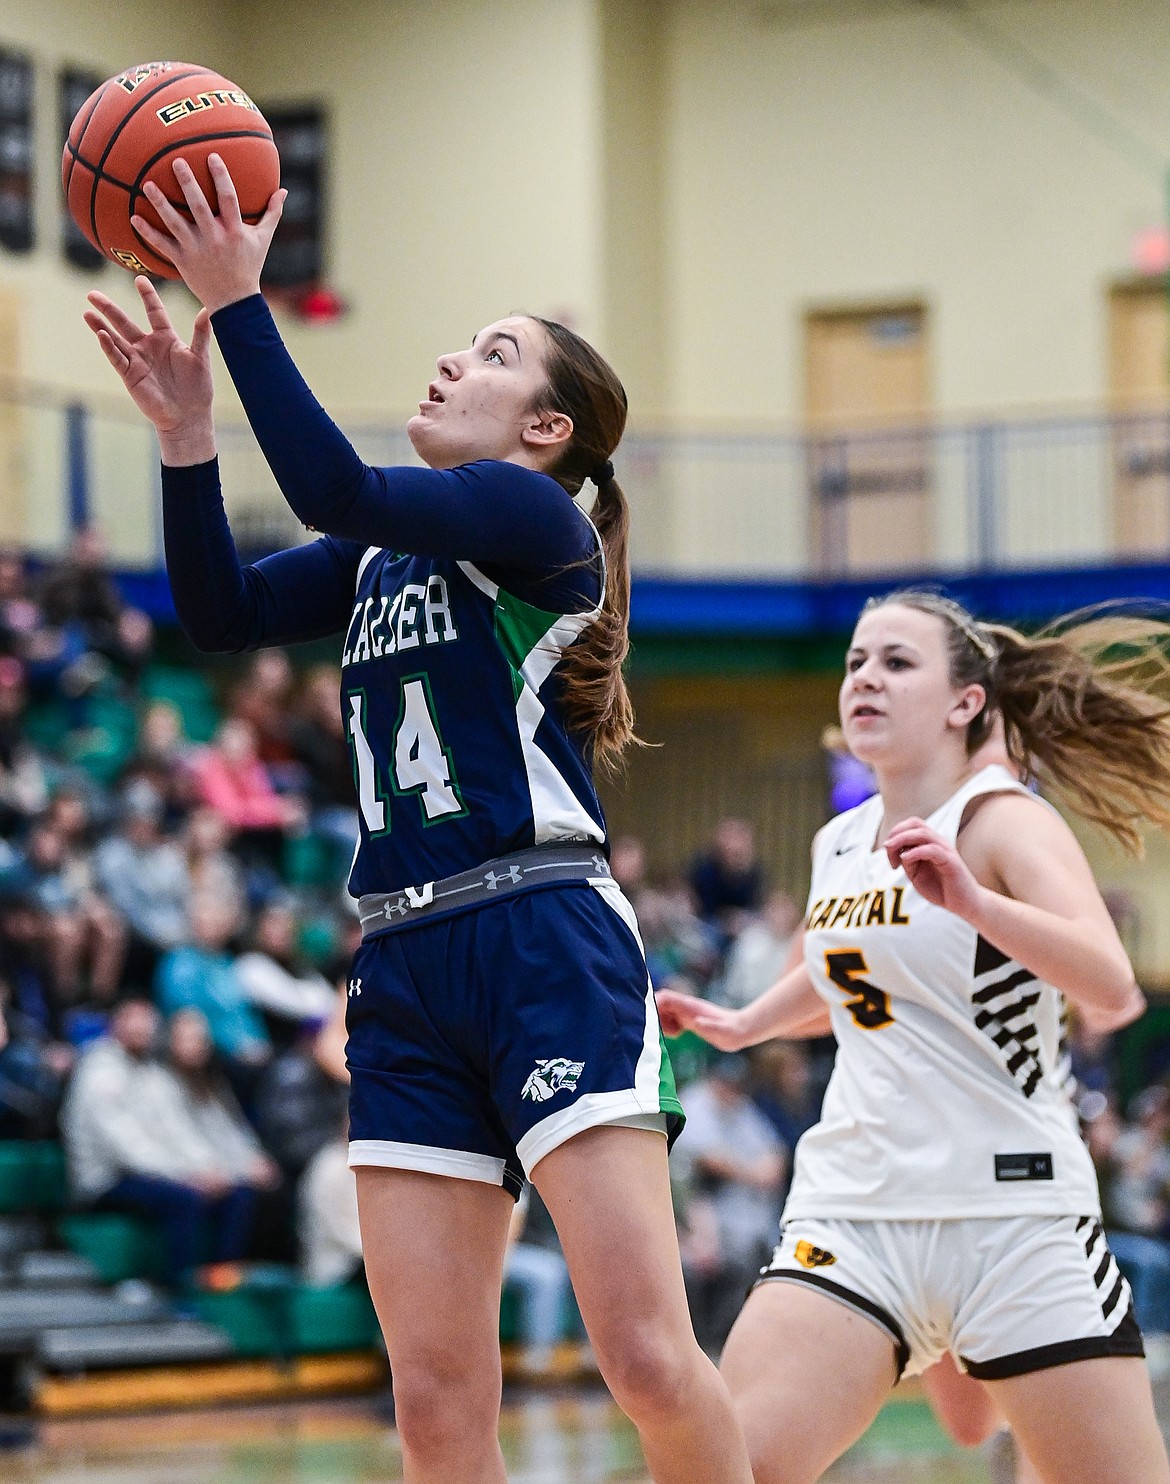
[947,684,986,731]
[522,407,573,455]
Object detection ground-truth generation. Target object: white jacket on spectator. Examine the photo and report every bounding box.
[134,1062,265,1184]
[298,1137,362,1287]
[60,1039,177,1200]
[235,951,336,1024]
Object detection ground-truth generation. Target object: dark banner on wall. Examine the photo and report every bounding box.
[0,50,34,253]
[261,106,327,288]
[59,67,106,270]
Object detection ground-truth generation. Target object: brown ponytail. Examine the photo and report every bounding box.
[533,317,639,769]
[865,590,1170,853]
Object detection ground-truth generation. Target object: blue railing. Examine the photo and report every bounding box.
[2,383,1168,578]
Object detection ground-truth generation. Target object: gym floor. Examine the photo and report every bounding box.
[0,1389,1007,1483]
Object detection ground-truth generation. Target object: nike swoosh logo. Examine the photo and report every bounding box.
[834,844,858,855]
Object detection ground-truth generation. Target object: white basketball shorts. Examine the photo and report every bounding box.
[758,1213,1142,1380]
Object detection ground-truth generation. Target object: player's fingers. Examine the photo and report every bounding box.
[93,327,131,375]
[85,290,144,343]
[170,157,217,230]
[256,187,286,243]
[133,275,177,335]
[140,180,194,243]
[190,307,212,360]
[206,153,243,228]
[131,212,180,263]
[83,310,134,365]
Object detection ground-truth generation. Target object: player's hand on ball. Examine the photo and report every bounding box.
[656,989,746,1052]
[884,818,984,921]
[84,277,214,452]
[133,153,286,315]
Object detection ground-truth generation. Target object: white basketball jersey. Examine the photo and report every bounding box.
[784,764,1100,1222]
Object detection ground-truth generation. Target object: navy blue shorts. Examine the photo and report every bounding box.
[345,878,684,1196]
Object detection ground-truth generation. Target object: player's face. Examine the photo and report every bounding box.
[840,605,982,766]
[407,316,556,469]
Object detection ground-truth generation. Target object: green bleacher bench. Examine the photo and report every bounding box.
[0,1143,68,1215]
[58,1213,168,1285]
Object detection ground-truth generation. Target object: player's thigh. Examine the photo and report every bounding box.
[988,1356,1170,1484]
[720,1281,898,1484]
[920,1353,1002,1448]
[532,1126,695,1384]
[355,1166,514,1380]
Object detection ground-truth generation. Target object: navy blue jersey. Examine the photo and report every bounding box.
[161,296,609,894]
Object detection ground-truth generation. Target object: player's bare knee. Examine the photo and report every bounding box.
[595,1329,698,1423]
[391,1359,499,1458]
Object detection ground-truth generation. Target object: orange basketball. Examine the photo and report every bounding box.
[62,61,280,279]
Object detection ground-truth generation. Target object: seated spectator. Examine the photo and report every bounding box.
[60,1000,258,1283]
[182,807,246,932]
[0,972,74,1138]
[190,718,305,871]
[228,650,301,789]
[93,779,189,986]
[1090,1085,1170,1336]
[689,817,764,939]
[0,657,51,836]
[674,1052,786,1351]
[38,526,152,690]
[718,889,800,1010]
[3,816,126,1007]
[120,700,199,824]
[299,1121,362,1287]
[289,664,358,864]
[155,895,271,1080]
[749,1041,822,1182]
[637,881,721,993]
[235,899,336,1048]
[255,1000,349,1179]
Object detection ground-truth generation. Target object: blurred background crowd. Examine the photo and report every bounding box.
[3,530,1170,1368]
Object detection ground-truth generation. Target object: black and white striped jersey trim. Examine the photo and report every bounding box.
[972,936,1043,1098]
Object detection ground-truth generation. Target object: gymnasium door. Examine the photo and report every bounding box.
[1108,280,1170,555]
[805,303,932,574]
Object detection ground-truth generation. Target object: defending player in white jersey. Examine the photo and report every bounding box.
[659,589,1170,1484]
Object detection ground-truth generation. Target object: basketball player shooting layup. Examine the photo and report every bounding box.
[660,590,1170,1484]
[82,156,754,1484]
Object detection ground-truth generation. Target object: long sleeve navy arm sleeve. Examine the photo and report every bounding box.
[162,460,361,653]
[209,296,597,578]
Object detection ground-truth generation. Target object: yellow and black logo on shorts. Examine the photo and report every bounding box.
[794,1240,837,1269]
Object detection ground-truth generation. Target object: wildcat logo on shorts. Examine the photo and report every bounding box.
[522,1058,585,1103]
[794,1240,837,1270]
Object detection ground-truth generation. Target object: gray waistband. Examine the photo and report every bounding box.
[358,843,613,939]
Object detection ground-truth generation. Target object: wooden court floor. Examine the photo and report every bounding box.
[0,1389,1006,1483]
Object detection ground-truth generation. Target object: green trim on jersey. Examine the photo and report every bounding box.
[658,1031,685,1123]
[492,589,564,703]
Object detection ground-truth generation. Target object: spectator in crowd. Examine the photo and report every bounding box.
[155,894,271,1080]
[718,888,801,1010]
[1092,1085,1170,1336]
[190,717,306,872]
[61,1000,257,1283]
[820,723,877,814]
[0,972,73,1138]
[255,1011,350,1180]
[38,526,152,690]
[120,700,198,825]
[182,805,246,930]
[93,779,189,986]
[0,547,50,664]
[227,649,300,787]
[637,880,721,994]
[689,817,765,938]
[289,663,358,865]
[749,1041,823,1172]
[0,657,51,836]
[235,898,336,1047]
[674,1052,786,1351]
[609,834,648,901]
[296,989,359,1286]
[4,815,125,1007]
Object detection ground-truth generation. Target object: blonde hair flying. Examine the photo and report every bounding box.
[863,590,1170,854]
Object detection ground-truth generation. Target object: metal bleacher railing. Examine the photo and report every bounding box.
[1,380,1169,575]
